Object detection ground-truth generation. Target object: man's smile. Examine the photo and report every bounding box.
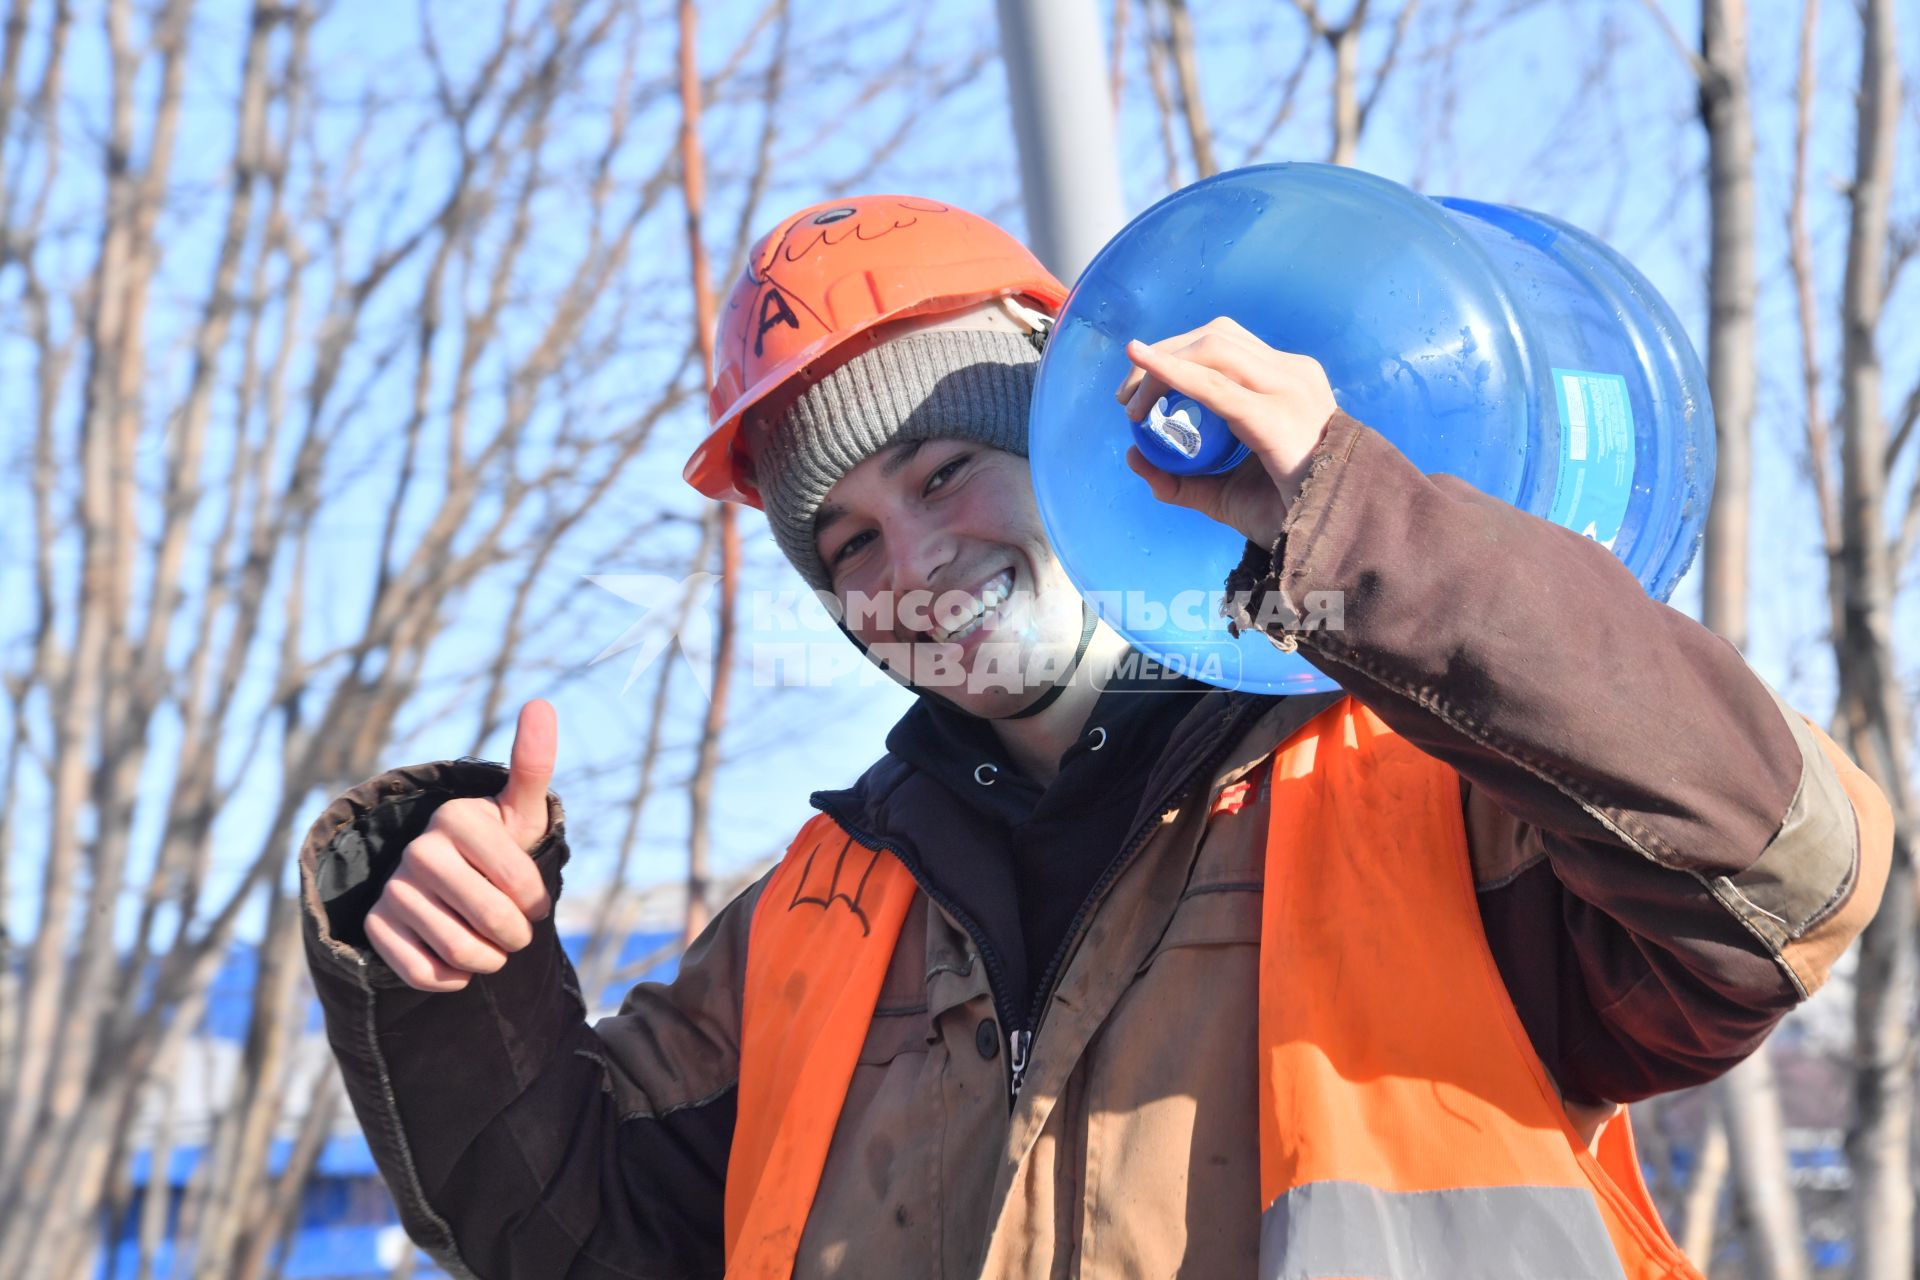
[928,567,1017,644]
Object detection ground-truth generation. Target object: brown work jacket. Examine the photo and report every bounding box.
[300,413,1886,1279]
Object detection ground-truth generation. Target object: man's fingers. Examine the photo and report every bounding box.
[1119,334,1259,422]
[382,875,511,975]
[1126,445,1222,515]
[1126,446,1178,503]
[1159,331,1277,394]
[1122,368,1172,423]
[1116,325,1212,412]
[405,823,545,945]
[1114,318,1274,412]
[497,698,557,849]
[1115,361,1165,416]
[432,801,552,921]
[1123,340,1259,424]
[1204,315,1261,345]
[366,904,473,993]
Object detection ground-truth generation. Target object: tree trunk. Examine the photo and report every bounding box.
[1327,12,1363,166]
[1693,0,1814,1267]
[1161,0,1216,178]
[677,0,741,948]
[1681,1106,1731,1267]
[1698,0,1754,654]
[1696,3,1809,1273]
[1833,2,1916,1277]
[1720,1054,1809,1280]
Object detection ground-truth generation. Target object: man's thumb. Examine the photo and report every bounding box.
[498,698,557,847]
[1126,445,1213,515]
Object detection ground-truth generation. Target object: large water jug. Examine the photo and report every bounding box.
[1029,163,1715,696]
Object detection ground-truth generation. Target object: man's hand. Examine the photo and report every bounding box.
[1115,316,1338,547]
[365,699,558,992]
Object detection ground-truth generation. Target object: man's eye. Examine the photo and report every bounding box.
[926,454,969,493]
[831,530,874,565]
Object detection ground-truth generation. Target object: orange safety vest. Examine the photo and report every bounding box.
[724,697,1703,1279]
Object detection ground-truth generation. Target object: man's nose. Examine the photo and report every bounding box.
[885,513,955,601]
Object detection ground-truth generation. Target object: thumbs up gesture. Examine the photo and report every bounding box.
[365,700,559,992]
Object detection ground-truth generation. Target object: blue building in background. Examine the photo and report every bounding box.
[100,928,684,1280]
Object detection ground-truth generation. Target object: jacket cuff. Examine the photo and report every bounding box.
[1219,410,1361,646]
[298,759,567,986]
[1729,700,1893,997]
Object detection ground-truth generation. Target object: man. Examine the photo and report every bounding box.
[299,195,1891,1279]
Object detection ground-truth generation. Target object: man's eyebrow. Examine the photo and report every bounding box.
[815,441,929,545]
[879,439,925,478]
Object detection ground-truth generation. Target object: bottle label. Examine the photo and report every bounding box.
[1548,369,1635,550]
[1148,395,1205,459]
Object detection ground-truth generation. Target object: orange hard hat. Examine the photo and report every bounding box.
[685,195,1069,506]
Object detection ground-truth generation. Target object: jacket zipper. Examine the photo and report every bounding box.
[1016,700,1260,1076]
[813,697,1261,1103]
[1008,1029,1032,1099]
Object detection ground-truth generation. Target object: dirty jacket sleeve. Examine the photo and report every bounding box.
[298,758,750,1279]
[1224,410,1893,1106]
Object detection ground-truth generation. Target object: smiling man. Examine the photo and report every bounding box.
[298,195,1891,1279]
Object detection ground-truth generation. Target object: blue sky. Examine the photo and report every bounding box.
[1,0,1915,946]
[557,0,1918,918]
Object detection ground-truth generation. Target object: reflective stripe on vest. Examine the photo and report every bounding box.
[726,697,1702,1279]
[1260,1181,1627,1280]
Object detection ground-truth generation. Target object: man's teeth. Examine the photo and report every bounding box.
[932,571,1014,642]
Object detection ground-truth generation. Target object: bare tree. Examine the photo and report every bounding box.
[1159,0,1218,177]
[1826,1,1917,1275]
[1694,0,1756,651]
[1680,1112,1732,1265]
[1671,0,1814,1274]
[676,0,746,948]
[1723,2,1920,1276]
[1140,0,1428,184]
[0,0,989,1272]
[1286,0,1420,165]
[7,1,1904,1274]
[1140,0,1188,191]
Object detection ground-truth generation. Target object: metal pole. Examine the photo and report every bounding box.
[994,0,1130,282]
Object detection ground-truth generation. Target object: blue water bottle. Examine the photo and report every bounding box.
[1029,163,1715,695]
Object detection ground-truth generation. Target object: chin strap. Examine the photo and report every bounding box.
[837,597,1099,721]
[998,598,1097,719]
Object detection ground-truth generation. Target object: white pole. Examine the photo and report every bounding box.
[994,0,1130,282]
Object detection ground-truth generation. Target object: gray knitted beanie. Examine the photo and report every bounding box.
[752,327,1040,590]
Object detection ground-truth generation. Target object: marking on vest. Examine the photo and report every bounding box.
[787,833,883,936]
[753,287,801,357]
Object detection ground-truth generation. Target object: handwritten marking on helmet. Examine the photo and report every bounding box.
[755,288,801,357]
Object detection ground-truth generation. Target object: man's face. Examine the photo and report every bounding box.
[813,438,1087,716]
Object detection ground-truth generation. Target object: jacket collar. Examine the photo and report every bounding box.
[813,683,1345,848]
